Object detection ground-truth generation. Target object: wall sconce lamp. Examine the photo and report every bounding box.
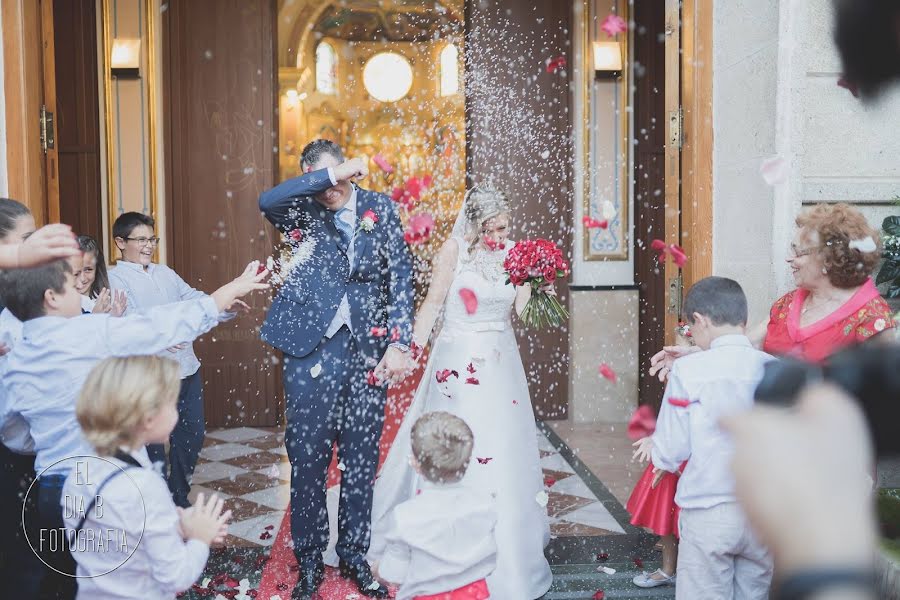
[593,41,622,79]
[110,38,141,79]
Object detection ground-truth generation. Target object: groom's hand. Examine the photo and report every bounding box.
[375,346,412,385]
[332,158,368,182]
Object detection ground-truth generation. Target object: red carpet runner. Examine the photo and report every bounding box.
[257,361,425,599]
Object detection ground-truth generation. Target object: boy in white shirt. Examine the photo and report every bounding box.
[0,257,266,598]
[64,355,230,600]
[634,277,774,600]
[376,412,497,600]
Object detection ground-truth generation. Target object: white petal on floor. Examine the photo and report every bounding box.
[557,501,626,534]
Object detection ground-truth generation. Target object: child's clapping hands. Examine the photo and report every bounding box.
[176,492,232,546]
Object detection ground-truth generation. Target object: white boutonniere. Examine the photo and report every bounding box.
[359,209,379,233]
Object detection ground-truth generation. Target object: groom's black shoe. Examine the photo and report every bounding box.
[339,559,390,598]
[291,556,325,600]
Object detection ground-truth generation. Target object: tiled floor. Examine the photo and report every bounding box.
[547,420,644,507]
[193,424,632,549]
[190,427,290,548]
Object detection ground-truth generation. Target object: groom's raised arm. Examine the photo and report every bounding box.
[258,168,335,228]
[383,200,414,348]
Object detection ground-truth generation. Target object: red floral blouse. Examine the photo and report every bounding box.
[764,278,896,363]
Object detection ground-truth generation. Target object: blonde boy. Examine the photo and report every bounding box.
[62,356,230,600]
[377,412,497,600]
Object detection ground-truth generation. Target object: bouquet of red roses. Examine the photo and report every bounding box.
[503,238,570,328]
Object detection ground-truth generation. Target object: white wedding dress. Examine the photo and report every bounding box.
[367,237,553,600]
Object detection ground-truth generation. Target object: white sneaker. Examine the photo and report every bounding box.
[632,569,676,588]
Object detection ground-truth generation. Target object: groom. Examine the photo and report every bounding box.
[258,139,414,599]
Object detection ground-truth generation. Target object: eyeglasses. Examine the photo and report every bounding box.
[125,236,160,247]
[789,244,818,258]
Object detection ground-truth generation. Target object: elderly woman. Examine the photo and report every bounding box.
[652,203,895,378]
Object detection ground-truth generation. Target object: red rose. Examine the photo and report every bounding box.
[289,228,303,242]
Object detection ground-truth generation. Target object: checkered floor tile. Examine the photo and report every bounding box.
[193,427,627,549]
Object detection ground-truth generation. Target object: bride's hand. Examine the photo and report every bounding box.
[648,345,699,382]
[632,437,654,463]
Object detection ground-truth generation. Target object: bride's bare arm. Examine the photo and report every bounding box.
[411,239,460,348]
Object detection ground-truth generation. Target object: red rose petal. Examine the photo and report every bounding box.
[627,405,657,440]
[465,377,480,385]
[259,531,272,540]
[582,216,609,230]
[436,369,460,384]
[404,213,435,246]
[669,243,688,268]
[633,556,644,569]
[596,552,610,562]
[467,362,476,374]
[476,457,493,464]
[546,55,567,73]
[593,591,605,600]
[264,525,275,530]
[544,475,556,487]
[372,153,394,173]
[459,288,478,314]
[598,363,618,383]
[367,370,381,386]
[370,327,388,337]
[668,397,692,407]
[256,262,267,275]
[512,400,519,405]
[390,326,401,342]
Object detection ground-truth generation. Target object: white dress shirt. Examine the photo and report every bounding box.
[62,448,209,599]
[651,334,774,510]
[2,297,221,477]
[0,308,33,453]
[80,295,96,313]
[378,485,498,600]
[108,261,228,378]
[323,174,357,338]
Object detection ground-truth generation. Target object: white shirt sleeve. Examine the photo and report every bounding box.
[107,270,140,317]
[132,475,209,593]
[651,368,693,472]
[327,167,338,186]
[102,297,220,357]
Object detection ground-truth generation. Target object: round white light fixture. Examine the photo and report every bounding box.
[363,52,413,103]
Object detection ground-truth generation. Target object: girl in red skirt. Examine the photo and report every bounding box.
[626,429,682,589]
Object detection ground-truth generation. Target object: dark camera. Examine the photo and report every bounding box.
[754,343,900,457]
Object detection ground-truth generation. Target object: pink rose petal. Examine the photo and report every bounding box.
[759,156,789,185]
[599,363,618,384]
[459,288,478,315]
[372,153,394,173]
[627,405,657,440]
[600,13,627,36]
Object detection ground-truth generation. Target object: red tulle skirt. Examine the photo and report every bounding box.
[626,462,685,537]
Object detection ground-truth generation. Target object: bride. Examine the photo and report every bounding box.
[368,184,554,599]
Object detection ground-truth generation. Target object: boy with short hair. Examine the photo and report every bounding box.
[108,211,231,508]
[0,257,265,597]
[377,411,497,600]
[634,276,775,600]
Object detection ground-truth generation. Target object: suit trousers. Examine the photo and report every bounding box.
[283,326,386,563]
[147,370,204,508]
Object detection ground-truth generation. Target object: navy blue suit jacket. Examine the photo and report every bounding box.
[258,169,414,360]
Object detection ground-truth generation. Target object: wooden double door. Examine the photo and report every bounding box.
[162,0,573,425]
